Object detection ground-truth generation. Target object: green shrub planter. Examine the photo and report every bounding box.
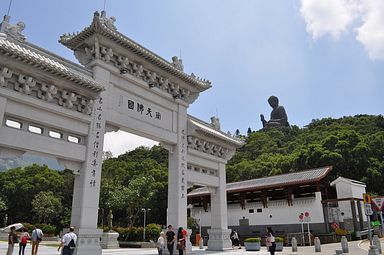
[275,237,284,251]
[244,237,261,251]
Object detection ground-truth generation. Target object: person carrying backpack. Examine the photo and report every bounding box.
[19,228,30,255]
[58,226,77,255]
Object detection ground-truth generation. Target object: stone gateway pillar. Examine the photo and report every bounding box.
[167,104,188,229]
[207,162,232,250]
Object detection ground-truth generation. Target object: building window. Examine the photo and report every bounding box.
[68,135,80,143]
[28,125,43,134]
[49,130,62,139]
[5,119,22,129]
[257,208,262,213]
[249,209,254,213]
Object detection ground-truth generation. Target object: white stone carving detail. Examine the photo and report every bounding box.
[0,67,13,86]
[187,136,230,159]
[60,90,78,109]
[100,47,113,63]
[132,63,144,78]
[116,55,129,70]
[171,56,184,71]
[84,44,193,102]
[100,11,117,30]
[0,15,26,42]
[0,65,94,115]
[16,75,36,94]
[37,83,57,102]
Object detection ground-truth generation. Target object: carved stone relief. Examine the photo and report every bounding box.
[0,65,94,115]
[73,44,196,103]
[187,135,230,159]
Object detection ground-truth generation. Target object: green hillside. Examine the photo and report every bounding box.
[227,114,384,194]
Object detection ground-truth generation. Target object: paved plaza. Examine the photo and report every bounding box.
[0,239,380,255]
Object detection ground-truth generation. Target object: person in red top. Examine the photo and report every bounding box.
[19,228,30,255]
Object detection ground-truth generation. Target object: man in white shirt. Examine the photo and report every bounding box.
[58,226,77,255]
[31,226,43,255]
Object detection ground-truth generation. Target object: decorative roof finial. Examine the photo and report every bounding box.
[0,15,26,42]
[172,56,184,71]
[210,116,221,131]
[99,10,116,30]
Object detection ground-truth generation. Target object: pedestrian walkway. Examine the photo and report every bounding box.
[0,239,380,255]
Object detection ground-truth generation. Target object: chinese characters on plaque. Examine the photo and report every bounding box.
[127,99,162,120]
[89,97,103,188]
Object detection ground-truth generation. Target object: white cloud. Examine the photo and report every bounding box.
[355,0,384,60]
[103,131,158,157]
[300,0,384,60]
[300,0,361,39]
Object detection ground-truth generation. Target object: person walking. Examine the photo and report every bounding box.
[266,227,276,255]
[58,227,77,255]
[165,225,176,255]
[230,230,241,249]
[176,227,187,255]
[19,228,30,255]
[157,231,165,255]
[7,226,18,255]
[31,226,43,255]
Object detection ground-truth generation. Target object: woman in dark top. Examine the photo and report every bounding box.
[177,227,186,255]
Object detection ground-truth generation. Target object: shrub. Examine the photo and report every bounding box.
[21,223,34,233]
[36,223,57,235]
[244,237,261,242]
[275,237,284,242]
[145,224,161,241]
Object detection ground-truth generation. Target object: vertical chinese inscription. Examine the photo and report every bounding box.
[89,97,103,188]
[180,129,186,199]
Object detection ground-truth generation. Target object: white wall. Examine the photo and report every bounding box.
[192,192,325,227]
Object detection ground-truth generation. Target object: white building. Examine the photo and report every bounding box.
[188,166,367,239]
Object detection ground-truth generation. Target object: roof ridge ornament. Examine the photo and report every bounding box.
[172,56,184,71]
[96,10,117,31]
[0,15,26,42]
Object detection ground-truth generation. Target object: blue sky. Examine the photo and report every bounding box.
[1,0,383,156]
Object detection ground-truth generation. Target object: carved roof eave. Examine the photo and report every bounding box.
[59,15,211,92]
[0,38,104,94]
[187,116,244,148]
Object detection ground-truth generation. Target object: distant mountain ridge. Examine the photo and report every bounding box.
[0,153,63,172]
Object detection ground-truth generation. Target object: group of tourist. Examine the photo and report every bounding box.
[6,226,43,255]
[5,225,77,255]
[157,224,188,255]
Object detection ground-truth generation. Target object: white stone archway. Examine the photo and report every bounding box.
[0,11,243,255]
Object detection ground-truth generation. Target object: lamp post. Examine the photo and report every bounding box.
[199,210,204,249]
[142,208,151,242]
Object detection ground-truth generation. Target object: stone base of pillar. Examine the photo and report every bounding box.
[74,228,103,255]
[206,228,232,251]
[100,231,120,249]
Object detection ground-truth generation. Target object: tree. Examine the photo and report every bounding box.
[0,197,6,212]
[31,191,62,224]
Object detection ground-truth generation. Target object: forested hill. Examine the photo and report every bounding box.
[226,115,384,194]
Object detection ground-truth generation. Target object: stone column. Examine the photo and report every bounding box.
[356,201,364,230]
[207,161,232,251]
[350,200,359,232]
[71,66,109,255]
[165,103,188,255]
